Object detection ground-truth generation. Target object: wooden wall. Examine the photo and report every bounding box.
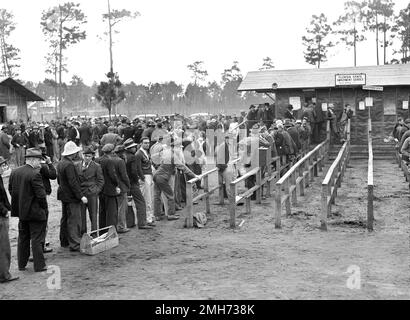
[0,84,28,122]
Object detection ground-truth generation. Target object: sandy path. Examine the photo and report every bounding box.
[0,158,408,300]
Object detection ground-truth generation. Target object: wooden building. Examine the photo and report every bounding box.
[238,64,410,144]
[0,77,44,123]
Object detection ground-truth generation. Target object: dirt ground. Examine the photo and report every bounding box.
[1,157,409,300]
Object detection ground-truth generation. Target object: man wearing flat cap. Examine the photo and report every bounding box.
[113,144,131,233]
[57,141,88,251]
[101,126,122,147]
[95,143,121,232]
[78,146,104,234]
[124,138,151,229]
[9,148,49,271]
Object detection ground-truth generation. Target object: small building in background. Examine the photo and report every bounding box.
[0,77,44,123]
[238,64,410,144]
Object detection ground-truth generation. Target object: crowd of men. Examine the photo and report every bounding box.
[0,100,352,283]
[393,117,410,165]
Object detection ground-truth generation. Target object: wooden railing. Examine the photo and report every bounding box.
[185,158,240,228]
[367,119,374,232]
[275,122,330,229]
[320,119,351,231]
[229,166,262,228]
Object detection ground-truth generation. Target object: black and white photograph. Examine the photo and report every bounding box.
[0,0,409,305]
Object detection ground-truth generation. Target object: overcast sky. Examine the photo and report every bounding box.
[3,0,410,86]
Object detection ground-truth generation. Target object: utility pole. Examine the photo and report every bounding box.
[107,0,114,118]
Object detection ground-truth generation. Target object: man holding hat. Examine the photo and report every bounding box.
[0,156,19,283]
[9,148,48,271]
[78,146,104,234]
[57,141,88,251]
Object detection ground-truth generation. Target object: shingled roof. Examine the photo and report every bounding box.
[238,64,410,92]
[0,77,44,101]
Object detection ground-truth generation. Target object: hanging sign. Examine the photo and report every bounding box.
[365,97,373,107]
[289,97,301,110]
[359,101,365,110]
[321,103,328,111]
[362,85,383,91]
[403,101,409,110]
[335,73,366,86]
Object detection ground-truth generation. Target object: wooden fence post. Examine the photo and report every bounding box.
[229,182,236,228]
[321,184,328,231]
[204,175,210,214]
[218,171,224,205]
[299,162,305,196]
[285,180,291,216]
[275,184,282,229]
[291,171,297,204]
[266,147,272,197]
[186,182,194,228]
[256,169,262,204]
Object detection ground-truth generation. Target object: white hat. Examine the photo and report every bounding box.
[276,120,283,126]
[61,141,81,157]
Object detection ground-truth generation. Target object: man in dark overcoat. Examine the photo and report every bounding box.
[9,148,48,272]
[78,146,104,234]
[57,141,87,251]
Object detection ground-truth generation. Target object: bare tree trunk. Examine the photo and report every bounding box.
[107,0,113,120]
[353,22,357,67]
[54,54,58,118]
[383,16,387,65]
[318,40,321,69]
[376,14,379,65]
[58,10,63,119]
[0,35,8,76]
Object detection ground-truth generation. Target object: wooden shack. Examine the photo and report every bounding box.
[238,64,410,144]
[0,77,44,123]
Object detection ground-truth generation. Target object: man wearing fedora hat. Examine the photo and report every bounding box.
[0,156,19,283]
[9,148,48,272]
[78,146,104,234]
[57,141,88,251]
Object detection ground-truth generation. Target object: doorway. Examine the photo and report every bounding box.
[0,106,6,123]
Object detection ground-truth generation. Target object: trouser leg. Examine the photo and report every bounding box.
[99,194,106,230]
[30,221,47,271]
[80,202,87,236]
[17,220,30,269]
[105,196,118,230]
[223,165,234,199]
[117,193,128,230]
[67,202,82,250]
[142,175,154,223]
[155,175,175,216]
[87,194,98,232]
[0,217,12,281]
[59,203,69,247]
[154,180,163,218]
[131,184,147,227]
